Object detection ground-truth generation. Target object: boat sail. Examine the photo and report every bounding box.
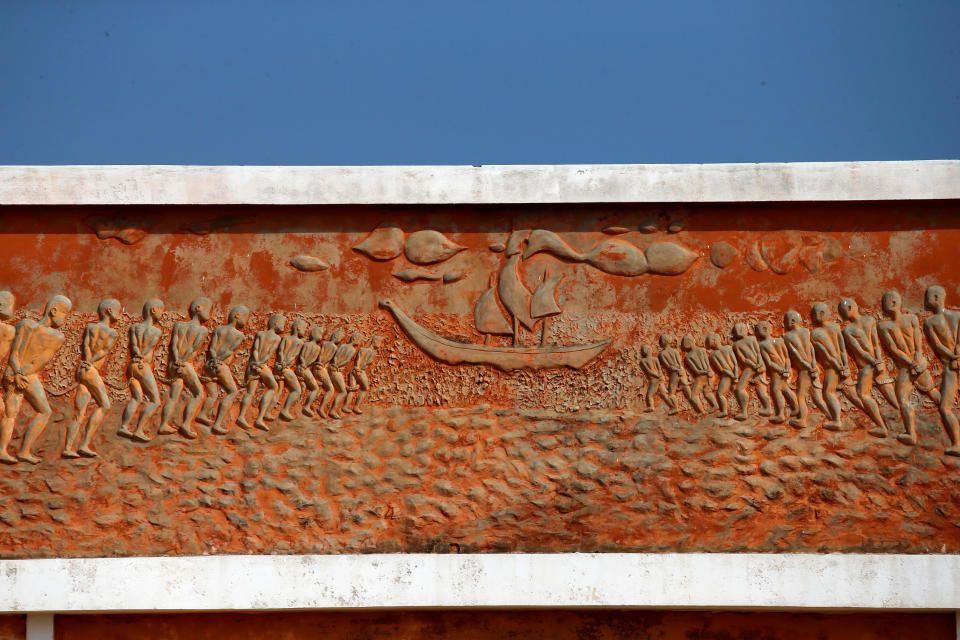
[531,267,565,347]
[474,275,513,345]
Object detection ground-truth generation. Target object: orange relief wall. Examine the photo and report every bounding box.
[0,203,958,556]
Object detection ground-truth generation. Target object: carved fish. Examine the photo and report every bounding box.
[644,242,699,275]
[638,219,660,234]
[443,271,466,284]
[710,241,738,268]
[290,255,330,272]
[602,226,630,235]
[583,239,649,276]
[404,230,466,264]
[85,213,160,245]
[393,268,441,282]
[745,242,767,272]
[523,229,585,262]
[488,242,506,253]
[667,220,685,233]
[353,224,404,261]
[504,229,531,257]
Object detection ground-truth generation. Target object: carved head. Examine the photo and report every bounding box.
[0,291,14,321]
[189,297,212,323]
[881,291,901,317]
[292,319,308,338]
[143,298,164,322]
[350,332,363,346]
[732,322,748,340]
[370,335,383,348]
[310,326,324,342]
[267,313,285,332]
[925,285,946,313]
[228,305,250,329]
[680,334,695,351]
[837,298,858,321]
[755,321,771,339]
[98,298,121,324]
[783,309,802,330]
[330,328,345,343]
[640,344,653,357]
[811,302,829,326]
[705,333,721,350]
[658,334,672,348]
[44,295,72,328]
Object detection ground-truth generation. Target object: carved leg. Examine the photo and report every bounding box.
[179,365,204,438]
[255,372,279,431]
[212,367,238,435]
[18,380,52,464]
[196,381,220,426]
[279,369,302,421]
[78,372,110,457]
[788,371,810,428]
[938,370,960,456]
[301,370,319,418]
[63,384,92,458]
[734,372,751,421]
[133,368,162,442]
[822,370,842,430]
[0,390,22,463]
[119,377,143,437]
[157,378,184,435]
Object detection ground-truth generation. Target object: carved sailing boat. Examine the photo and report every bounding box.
[380,235,610,371]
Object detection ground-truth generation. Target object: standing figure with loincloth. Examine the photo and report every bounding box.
[640,343,677,414]
[0,295,72,464]
[119,299,164,442]
[345,335,382,414]
[706,333,738,419]
[809,302,852,431]
[838,298,899,437]
[658,334,690,411]
[157,297,212,439]
[756,320,798,424]
[196,305,249,435]
[275,319,308,421]
[922,285,960,456]
[681,334,717,414]
[328,332,361,420]
[296,327,324,417]
[236,313,283,431]
[783,309,827,428]
[63,299,121,458]
[316,329,345,418]
[732,322,772,421]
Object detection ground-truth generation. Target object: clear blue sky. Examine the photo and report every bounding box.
[1,1,958,165]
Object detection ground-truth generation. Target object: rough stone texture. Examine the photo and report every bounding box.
[54,611,957,640]
[1,403,958,557]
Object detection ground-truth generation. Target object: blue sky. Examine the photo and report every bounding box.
[1,1,958,165]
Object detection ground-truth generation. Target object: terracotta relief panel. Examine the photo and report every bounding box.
[0,203,958,556]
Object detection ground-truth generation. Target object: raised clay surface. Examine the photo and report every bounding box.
[0,203,958,557]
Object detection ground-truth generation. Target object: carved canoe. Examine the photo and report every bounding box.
[379,298,611,371]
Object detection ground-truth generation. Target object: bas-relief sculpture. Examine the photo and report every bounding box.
[1,209,960,557]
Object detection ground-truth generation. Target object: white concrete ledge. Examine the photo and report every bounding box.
[0,161,957,205]
[0,553,957,613]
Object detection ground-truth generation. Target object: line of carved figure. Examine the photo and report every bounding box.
[638,288,960,457]
[0,294,382,464]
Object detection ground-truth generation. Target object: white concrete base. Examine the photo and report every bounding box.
[1,161,958,204]
[25,614,52,640]
[0,553,957,613]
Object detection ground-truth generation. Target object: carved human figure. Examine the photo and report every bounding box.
[756,320,798,424]
[640,344,677,414]
[838,298,898,437]
[809,302,851,431]
[345,335,382,414]
[119,299,164,442]
[296,327,324,418]
[731,322,772,421]
[328,332,362,419]
[706,333,737,419]
[0,295,72,464]
[783,309,827,428]
[680,334,716,414]
[275,319,308,421]
[236,313,284,431]
[878,290,941,445]
[196,305,249,434]
[922,285,960,456]
[63,299,121,458]
[0,292,16,423]
[658,335,691,410]
[156,297,212,439]
[317,329,346,418]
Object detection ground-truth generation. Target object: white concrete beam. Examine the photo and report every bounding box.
[0,161,957,205]
[0,553,957,613]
